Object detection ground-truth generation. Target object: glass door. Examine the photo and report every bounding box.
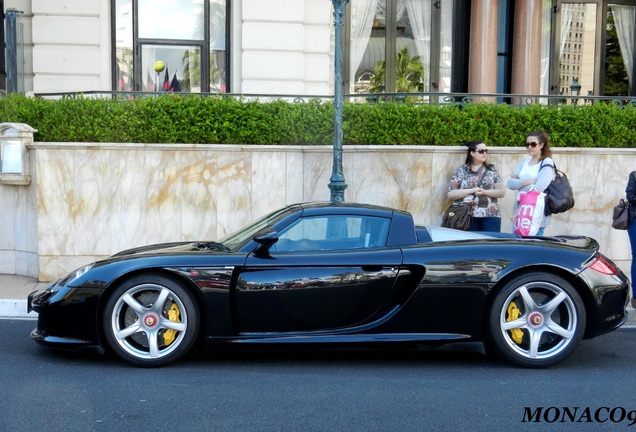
[114,0,228,93]
[140,44,202,92]
[555,2,599,101]
[347,0,454,96]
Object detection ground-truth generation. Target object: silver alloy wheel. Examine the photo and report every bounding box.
[498,281,577,360]
[110,283,188,360]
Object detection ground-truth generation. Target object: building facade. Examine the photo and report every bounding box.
[1,0,636,99]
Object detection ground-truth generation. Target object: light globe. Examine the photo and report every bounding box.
[154,61,165,73]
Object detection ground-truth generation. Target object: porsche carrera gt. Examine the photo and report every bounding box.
[28,202,630,368]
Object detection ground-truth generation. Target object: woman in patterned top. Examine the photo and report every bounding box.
[447,140,506,232]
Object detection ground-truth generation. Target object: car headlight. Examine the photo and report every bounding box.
[56,263,95,289]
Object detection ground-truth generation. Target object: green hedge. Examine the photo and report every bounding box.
[0,93,634,147]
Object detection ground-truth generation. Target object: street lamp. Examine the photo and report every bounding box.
[570,78,581,106]
[328,0,349,203]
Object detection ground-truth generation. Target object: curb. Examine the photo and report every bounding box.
[0,299,37,319]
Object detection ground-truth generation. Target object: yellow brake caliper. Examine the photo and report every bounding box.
[506,302,524,345]
[163,303,181,346]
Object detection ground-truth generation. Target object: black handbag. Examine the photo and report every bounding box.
[442,204,473,231]
[541,162,575,216]
[442,167,487,231]
[612,199,629,230]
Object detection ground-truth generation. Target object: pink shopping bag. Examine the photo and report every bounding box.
[513,190,545,236]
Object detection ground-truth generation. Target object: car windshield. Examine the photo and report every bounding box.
[219,206,299,251]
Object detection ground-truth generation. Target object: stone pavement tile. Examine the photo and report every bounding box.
[0,274,49,299]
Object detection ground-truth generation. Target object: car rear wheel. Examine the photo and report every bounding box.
[103,274,199,367]
[488,272,585,368]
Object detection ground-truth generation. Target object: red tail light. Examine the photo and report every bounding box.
[588,254,621,275]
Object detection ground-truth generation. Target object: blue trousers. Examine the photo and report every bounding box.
[470,217,501,232]
[628,217,636,298]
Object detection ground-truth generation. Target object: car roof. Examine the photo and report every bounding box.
[297,201,407,218]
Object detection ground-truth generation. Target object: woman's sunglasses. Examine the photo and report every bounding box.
[525,142,539,148]
[474,149,488,154]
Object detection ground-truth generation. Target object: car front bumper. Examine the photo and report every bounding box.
[28,285,106,354]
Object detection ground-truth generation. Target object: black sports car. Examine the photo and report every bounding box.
[28,202,629,368]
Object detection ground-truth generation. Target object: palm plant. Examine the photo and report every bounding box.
[369,46,425,94]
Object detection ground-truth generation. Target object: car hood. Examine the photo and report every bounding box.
[65,241,244,290]
[110,241,231,257]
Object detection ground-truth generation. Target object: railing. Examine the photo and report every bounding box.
[32,90,636,108]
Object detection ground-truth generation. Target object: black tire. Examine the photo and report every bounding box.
[102,273,199,367]
[487,272,585,368]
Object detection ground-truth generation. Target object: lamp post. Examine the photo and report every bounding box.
[328,0,349,203]
[570,78,581,106]
[5,9,23,94]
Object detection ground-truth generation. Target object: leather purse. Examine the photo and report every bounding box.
[612,199,629,230]
[442,168,488,231]
[442,204,473,231]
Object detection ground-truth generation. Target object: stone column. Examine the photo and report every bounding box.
[511,0,542,97]
[468,0,498,102]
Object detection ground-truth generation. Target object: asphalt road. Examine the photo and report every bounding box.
[2,318,636,432]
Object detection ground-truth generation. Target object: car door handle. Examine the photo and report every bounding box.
[362,265,383,272]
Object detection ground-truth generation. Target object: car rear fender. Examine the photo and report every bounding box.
[481,264,599,339]
[549,235,599,254]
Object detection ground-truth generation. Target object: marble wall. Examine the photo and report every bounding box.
[0,174,38,277]
[1,142,634,281]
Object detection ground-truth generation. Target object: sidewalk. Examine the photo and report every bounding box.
[1,273,635,326]
[0,274,50,318]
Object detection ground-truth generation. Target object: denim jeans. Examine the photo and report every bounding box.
[628,217,636,298]
[470,217,501,232]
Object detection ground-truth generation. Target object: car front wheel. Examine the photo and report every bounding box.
[488,273,585,368]
[103,274,199,367]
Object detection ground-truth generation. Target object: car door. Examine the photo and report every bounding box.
[234,214,403,333]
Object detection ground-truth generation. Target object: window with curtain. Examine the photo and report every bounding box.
[606,4,635,95]
[113,0,228,93]
[554,0,636,98]
[346,0,452,95]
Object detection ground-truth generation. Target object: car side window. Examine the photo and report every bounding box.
[270,215,390,252]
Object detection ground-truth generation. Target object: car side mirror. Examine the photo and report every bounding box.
[253,229,279,257]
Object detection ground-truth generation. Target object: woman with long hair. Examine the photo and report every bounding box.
[507,130,556,236]
[447,140,506,232]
